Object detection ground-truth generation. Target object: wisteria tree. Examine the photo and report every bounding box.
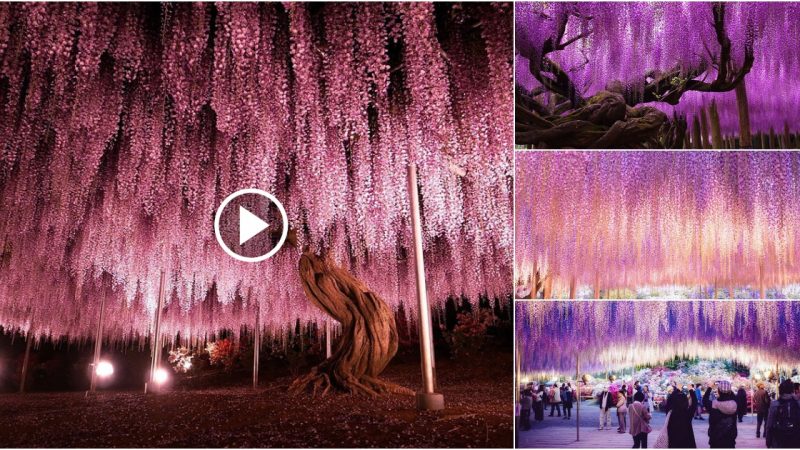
[0,2,513,394]
[515,2,800,149]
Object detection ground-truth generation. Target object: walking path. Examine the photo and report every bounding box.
[517,402,766,448]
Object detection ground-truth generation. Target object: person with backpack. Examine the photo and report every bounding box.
[765,379,800,448]
[755,382,772,438]
[703,381,738,448]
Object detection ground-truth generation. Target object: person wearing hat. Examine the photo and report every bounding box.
[703,380,739,448]
[754,382,771,438]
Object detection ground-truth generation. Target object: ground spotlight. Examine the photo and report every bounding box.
[154,367,169,385]
[95,361,114,378]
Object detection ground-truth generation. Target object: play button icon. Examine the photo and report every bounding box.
[214,188,288,263]
[239,206,269,245]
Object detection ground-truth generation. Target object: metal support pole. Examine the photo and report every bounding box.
[325,320,332,359]
[253,298,260,389]
[19,327,33,393]
[407,163,444,411]
[89,289,107,393]
[147,270,166,393]
[576,353,581,441]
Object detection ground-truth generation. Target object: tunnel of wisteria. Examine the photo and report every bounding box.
[517,301,800,375]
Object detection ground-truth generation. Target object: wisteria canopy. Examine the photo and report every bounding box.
[0,3,513,342]
[516,301,800,375]
[515,2,800,148]
[516,152,800,298]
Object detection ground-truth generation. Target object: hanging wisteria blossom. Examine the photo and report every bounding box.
[0,3,513,342]
[516,301,800,375]
[515,2,800,149]
[516,152,800,299]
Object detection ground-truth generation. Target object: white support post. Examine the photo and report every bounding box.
[253,300,260,389]
[407,163,444,411]
[576,353,581,441]
[89,288,107,393]
[147,270,166,393]
[19,327,33,393]
[325,320,332,359]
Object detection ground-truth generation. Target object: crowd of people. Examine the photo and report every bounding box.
[518,379,800,448]
[519,382,576,430]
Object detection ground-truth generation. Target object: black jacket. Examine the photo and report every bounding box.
[597,391,614,411]
[703,388,738,448]
[736,389,748,415]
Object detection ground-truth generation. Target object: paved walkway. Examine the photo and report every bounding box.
[517,402,766,448]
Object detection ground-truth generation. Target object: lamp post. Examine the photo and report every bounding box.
[253,290,260,389]
[407,162,444,411]
[576,353,581,442]
[89,285,107,393]
[147,270,166,393]
[19,326,33,393]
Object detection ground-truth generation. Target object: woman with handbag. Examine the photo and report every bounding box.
[630,392,653,448]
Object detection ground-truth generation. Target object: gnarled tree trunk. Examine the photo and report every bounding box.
[290,251,412,397]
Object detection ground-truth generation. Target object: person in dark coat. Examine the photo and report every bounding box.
[562,383,574,419]
[704,381,739,448]
[664,384,681,414]
[754,382,771,438]
[765,379,800,448]
[534,384,545,421]
[598,386,615,430]
[667,390,697,448]
[736,386,748,423]
[520,387,533,431]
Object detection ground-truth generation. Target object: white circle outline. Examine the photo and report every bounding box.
[214,188,289,263]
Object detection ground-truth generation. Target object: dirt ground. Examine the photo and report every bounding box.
[0,355,512,448]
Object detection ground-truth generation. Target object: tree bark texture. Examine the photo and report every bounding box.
[735,81,752,148]
[699,106,710,149]
[709,100,723,149]
[290,251,412,397]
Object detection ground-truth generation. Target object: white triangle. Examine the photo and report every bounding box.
[239,206,269,245]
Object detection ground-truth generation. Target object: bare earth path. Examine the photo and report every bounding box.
[1,358,512,448]
[517,401,765,448]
